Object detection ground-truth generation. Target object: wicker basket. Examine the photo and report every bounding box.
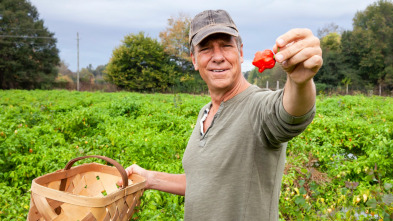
[27,155,146,221]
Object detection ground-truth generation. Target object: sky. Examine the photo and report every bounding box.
[28,0,378,73]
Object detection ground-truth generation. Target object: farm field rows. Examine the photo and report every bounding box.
[0,90,392,220]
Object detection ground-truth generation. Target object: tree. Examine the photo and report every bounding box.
[159,13,191,63]
[55,60,74,89]
[315,32,346,90]
[0,0,60,89]
[350,0,393,91]
[57,60,74,77]
[247,66,286,89]
[105,32,178,92]
[341,30,384,87]
[79,68,94,83]
[159,13,207,93]
[92,65,106,78]
[92,65,107,84]
[317,23,344,39]
[86,64,94,75]
[314,1,393,94]
[320,32,341,52]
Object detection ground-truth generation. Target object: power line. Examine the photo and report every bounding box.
[0,41,56,46]
[0,35,55,39]
[3,28,49,31]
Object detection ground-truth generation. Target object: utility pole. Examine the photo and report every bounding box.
[77,32,80,91]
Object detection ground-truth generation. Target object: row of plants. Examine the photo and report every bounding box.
[0,90,392,220]
[0,90,207,220]
[281,95,393,220]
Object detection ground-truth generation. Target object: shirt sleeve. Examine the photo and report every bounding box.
[278,95,316,125]
[248,88,315,149]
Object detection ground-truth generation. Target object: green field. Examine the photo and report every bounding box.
[0,90,392,220]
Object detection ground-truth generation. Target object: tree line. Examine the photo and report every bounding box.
[247,0,393,95]
[1,0,392,95]
[317,0,393,95]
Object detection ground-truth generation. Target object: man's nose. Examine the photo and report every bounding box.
[211,47,225,63]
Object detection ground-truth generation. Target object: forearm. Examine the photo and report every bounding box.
[283,77,316,117]
[147,171,186,196]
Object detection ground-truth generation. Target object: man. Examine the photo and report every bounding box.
[119,9,322,220]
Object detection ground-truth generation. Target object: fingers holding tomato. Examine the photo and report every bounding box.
[273,28,323,84]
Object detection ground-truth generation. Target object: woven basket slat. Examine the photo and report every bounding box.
[126,193,138,214]
[116,197,127,213]
[124,177,144,195]
[72,174,87,196]
[47,198,64,216]
[64,178,74,194]
[60,203,90,219]
[119,207,128,221]
[28,199,41,221]
[47,198,64,210]
[32,192,58,220]
[124,193,135,208]
[122,208,132,221]
[52,210,68,221]
[47,180,60,190]
[63,173,80,194]
[110,208,119,221]
[105,202,116,218]
[102,212,111,221]
[134,190,143,208]
[126,206,137,221]
[122,189,143,221]
[117,198,128,220]
[120,197,133,221]
[89,207,106,220]
[80,212,96,221]
[28,155,145,221]
[84,172,105,196]
[99,172,123,193]
[123,197,134,220]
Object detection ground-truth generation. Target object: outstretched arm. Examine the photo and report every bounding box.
[117,164,186,196]
[273,28,323,116]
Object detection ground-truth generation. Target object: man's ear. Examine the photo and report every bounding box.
[191,52,199,70]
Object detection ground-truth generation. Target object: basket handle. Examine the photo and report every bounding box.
[59,155,128,192]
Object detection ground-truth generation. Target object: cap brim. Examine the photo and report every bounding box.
[191,26,238,46]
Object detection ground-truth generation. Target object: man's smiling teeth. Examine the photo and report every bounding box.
[212,70,225,72]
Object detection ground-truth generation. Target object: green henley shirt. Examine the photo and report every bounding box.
[182,85,315,221]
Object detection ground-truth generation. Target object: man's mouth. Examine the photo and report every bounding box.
[211,69,226,72]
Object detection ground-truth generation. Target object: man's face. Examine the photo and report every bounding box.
[191,33,244,92]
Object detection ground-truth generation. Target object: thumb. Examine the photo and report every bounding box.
[117,166,132,187]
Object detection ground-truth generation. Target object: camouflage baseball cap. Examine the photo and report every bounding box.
[189,9,239,46]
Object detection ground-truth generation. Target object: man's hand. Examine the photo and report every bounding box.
[117,164,186,196]
[117,164,150,188]
[273,28,322,86]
